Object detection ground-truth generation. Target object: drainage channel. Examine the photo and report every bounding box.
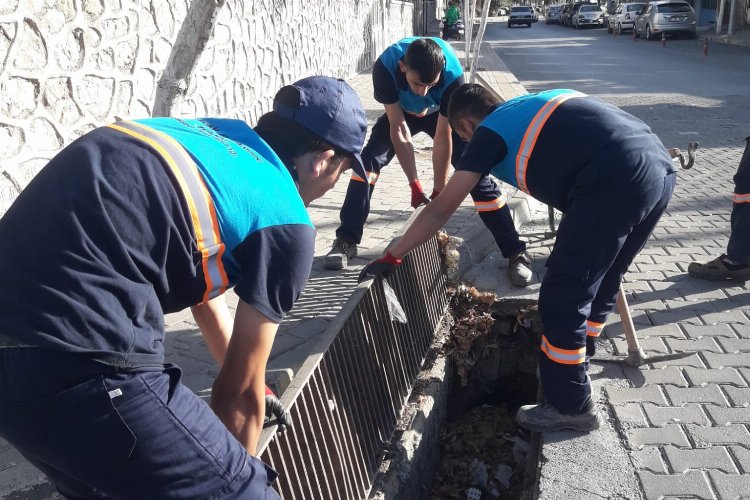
[370,286,543,500]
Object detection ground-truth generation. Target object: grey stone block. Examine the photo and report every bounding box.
[638,471,714,500]
[664,385,729,406]
[627,425,690,449]
[642,404,711,426]
[623,366,688,388]
[686,424,750,448]
[707,471,750,500]
[716,338,750,353]
[704,406,750,425]
[684,367,747,387]
[632,446,666,473]
[606,385,667,406]
[704,353,750,369]
[665,337,723,354]
[664,445,738,474]
[612,403,649,429]
[722,386,750,407]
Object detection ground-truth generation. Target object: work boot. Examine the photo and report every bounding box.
[516,403,603,432]
[325,238,358,270]
[688,254,750,281]
[509,251,533,287]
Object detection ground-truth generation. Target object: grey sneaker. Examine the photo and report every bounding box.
[516,403,603,432]
[688,255,750,281]
[509,251,533,287]
[325,238,358,270]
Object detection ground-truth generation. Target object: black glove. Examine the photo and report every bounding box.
[358,252,403,283]
[265,385,291,432]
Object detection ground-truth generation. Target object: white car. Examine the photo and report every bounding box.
[608,2,647,33]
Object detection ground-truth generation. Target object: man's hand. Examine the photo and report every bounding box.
[410,180,430,208]
[265,385,291,432]
[358,252,403,283]
[430,188,441,200]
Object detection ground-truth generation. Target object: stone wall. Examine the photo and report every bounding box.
[0,0,418,215]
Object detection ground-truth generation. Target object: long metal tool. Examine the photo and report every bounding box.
[595,284,694,367]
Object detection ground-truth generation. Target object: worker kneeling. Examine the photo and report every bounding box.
[360,84,676,432]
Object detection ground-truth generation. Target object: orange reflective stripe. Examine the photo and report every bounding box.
[352,171,379,185]
[515,92,584,194]
[733,192,750,204]
[107,122,228,303]
[474,197,506,212]
[586,320,605,338]
[540,335,586,365]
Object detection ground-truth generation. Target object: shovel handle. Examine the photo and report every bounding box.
[615,284,641,352]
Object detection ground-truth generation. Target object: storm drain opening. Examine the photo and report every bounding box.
[432,286,541,500]
[371,285,543,500]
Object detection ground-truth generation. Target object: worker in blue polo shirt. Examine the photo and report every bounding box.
[360,84,676,432]
[325,37,532,287]
[0,76,366,499]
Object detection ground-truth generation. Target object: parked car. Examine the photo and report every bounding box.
[634,0,697,39]
[546,4,564,24]
[508,6,534,27]
[608,2,646,33]
[532,6,540,22]
[571,3,606,28]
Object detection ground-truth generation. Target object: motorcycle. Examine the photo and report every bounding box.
[442,19,465,40]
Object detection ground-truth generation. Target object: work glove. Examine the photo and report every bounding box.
[358,252,403,283]
[409,180,430,209]
[430,188,441,200]
[265,385,291,433]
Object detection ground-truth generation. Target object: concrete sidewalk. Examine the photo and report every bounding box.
[704,26,750,48]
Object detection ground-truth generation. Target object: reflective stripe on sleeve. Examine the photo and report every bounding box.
[474,196,506,212]
[106,121,228,303]
[516,92,584,194]
[352,171,380,185]
[540,335,586,365]
[586,320,605,338]
[733,192,750,204]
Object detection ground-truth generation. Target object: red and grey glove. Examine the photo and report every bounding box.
[265,385,291,433]
[430,188,441,200]
[358,251,403,283]
[409,180,430,208]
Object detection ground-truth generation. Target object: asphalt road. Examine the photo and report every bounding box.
[484,18,750,150]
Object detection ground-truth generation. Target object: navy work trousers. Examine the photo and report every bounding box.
[0,348,280,499]
[538,171,676,415]
[727,136,750,265]
[336,111,525,258]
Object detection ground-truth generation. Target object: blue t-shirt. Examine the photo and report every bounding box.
[0,119,315,368]
[373,37,465,117]
[457,91,676,211]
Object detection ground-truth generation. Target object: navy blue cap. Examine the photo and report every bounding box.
[273,76,368,180]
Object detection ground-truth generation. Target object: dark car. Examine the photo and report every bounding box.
[508,6,534,27]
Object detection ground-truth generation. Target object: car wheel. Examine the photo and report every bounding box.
[646,25,653,40]
[527,22,532,27]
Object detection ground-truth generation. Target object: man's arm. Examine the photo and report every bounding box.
[191,296,235,365]
[209,300,278,456]
[385,102,419,183]
[432,114,453,193]
[389,170,481,258]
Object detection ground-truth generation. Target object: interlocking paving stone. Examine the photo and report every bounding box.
[686,424,750,448]
[664,385,729,406]
[733,324,750,339]
[716,338,750,353]
[664,445,739,474]
[612,336,667,355]
[682,323,748,339]
[704,353,750,369]
[642,404,711,427]
[612,403,649,429]
[606,385,667,406]
[665,337,723,354]
[684,367,747,387]
[623,366,688,388]
[637,470,714,499]
[631,446,666,474]
[707,471,750,500]
[650,352,707,369]
[627,425,690,449]
[704,406,750,425]
[722,386,750,407]
[729,446,750,474]
[701,310,750,325]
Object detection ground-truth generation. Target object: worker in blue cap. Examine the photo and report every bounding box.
[361,83,676,433]
[0,76,367,499]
